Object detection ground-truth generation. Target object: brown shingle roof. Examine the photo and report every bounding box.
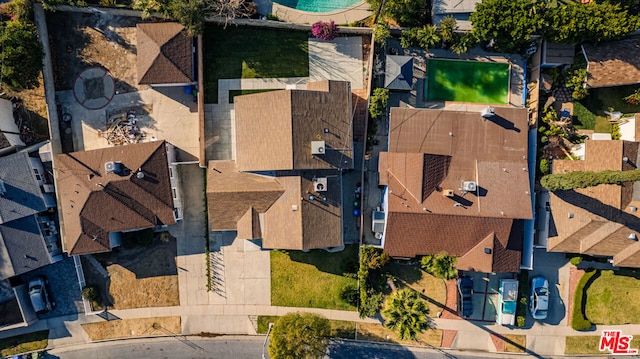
[55,141,176,255]
[380,107,531,272]
[547,140,640,267]
[136,23,192,85]
[234,81,353,171]
[583,40,640,88]
[206,161,343,250]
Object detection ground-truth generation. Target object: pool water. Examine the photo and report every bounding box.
[424,59,510,104]
[273,0,360,12]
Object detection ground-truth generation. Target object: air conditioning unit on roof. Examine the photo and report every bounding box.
[463,181,477,192]
[311,141,325,155]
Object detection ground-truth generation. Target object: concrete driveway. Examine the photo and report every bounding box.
[527,248,569,327]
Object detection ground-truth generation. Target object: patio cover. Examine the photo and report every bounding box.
[385,55,413,91]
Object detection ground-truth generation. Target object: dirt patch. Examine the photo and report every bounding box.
[46,11,140,93]
[82,316,181,341]
[91,232,180,309]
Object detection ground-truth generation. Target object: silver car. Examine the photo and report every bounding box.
[28,276,52,314]
[529,276,549,320]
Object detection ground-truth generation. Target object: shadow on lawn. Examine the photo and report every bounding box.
[285,245,359,276]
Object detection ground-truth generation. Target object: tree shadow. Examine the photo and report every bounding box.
[286,244,359,276]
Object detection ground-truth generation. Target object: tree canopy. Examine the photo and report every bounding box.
[268,312,330,359]
[541,170,640,191]
[0,20,43,91]
[366,0,427,27]
[382,288,432,340]
[470,0,640,53]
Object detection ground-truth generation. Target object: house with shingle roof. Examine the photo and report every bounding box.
[55,141,180,255]
[206,80,352,250]
[0,146,62,281]
[546,139,640,267]
[582,39,640,88]
[377,107,532,272]
[136,23,194,86]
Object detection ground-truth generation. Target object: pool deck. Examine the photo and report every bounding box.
[264,0,373,24]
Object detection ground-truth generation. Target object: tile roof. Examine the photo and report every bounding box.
[385,55,413,91]
[55,141,175,255]
[582,40,640,88]
[0,215,49,280]
[206,161,343,250]
[380,107,531,272]
[0,151,47,224]
[136,23,193,85]
[234,81,353,171]
[547,140,640,267]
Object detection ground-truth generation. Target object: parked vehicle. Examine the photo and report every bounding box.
[496,278,518,326]
[456,276,474,318]
[529,276,550,320]
[28,276,52,314]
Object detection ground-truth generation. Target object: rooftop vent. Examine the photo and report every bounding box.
[568,212,574,219]
[484,248,492,254]
[624,157,630,163]
[311,141,325,155]
[481,106,495,118]
[443,189,455,197]
[462,181,477,192]
[292,205,298,211]
[105,161,122,174]
[314,177,328,192]
[630,233,638,241]
[631,206,638,212]
[136,171,145,179]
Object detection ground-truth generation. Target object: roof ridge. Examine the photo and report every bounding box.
[580,221,624,253]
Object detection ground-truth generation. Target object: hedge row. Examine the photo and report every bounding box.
[515,270,529,328]
[541,169,640,191]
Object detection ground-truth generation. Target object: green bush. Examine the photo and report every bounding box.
[421,253,458,280]
[571,269,598,331]
[369,88,390,120]
[570,256,583,266]
[539,158,550,176]
[515,270,529,327]
[541,169,640,191]
[82,286,98,302]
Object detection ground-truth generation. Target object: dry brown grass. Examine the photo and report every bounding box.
[385,262,447,318]
[504,334,526,353]
[82,317,181,341]
[357,323,442,347]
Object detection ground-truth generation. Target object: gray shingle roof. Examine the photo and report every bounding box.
[0,215,49,280]
[0,151,47,225]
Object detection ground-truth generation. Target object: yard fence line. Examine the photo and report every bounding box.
[72,255,92,315]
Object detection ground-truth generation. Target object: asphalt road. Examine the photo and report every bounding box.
[44,337,513,359]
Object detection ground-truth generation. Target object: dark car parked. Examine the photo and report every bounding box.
[457,276,474,318]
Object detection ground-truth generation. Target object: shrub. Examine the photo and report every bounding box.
[624,89,640,105]
[570,255,583,266]
[539,158,550,175]
[266,13,281,21]
[515,270,529,327]
[541,169,640,191]
[373,22,391,45]
[360,245,390,270]
[421,253,458,280]
[312,20,338,41]
[368,88,390,120]
[571,269,598,331]
[82,286,98,302]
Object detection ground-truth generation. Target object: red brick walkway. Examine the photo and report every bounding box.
[489,333,506,352]
[567,266,585,326]
[441,279,461,320]
[440,329,458,348]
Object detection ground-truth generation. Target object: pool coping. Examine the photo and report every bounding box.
[269,0,373,24]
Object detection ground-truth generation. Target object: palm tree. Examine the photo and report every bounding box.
[382,288,432,340]
[421,253,458,280]
[417,25,441,51]
[438,16,457,45]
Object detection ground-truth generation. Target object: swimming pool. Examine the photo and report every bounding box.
[424,59,510,104]
[272,0,360,12]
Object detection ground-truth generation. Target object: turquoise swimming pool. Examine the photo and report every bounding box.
[273,0,360,12]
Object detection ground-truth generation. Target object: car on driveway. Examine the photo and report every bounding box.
[28,276,52,314]
[457,276,473,318]
[529,275,549,320]
[497,278,518,326]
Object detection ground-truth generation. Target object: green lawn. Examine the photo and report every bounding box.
[383,262,446,318]
[573,84,640,129]
[425,59,510,104]
[271,245,358,310]
[0,330,48,357]
[203,25,310,103]
[566,336,640,354]
[229,89,279,103]
[585,270,640,324]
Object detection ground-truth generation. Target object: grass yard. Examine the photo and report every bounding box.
[271,245,358,310]
[384,262,446,318]
[573,84,640,129]
[82,317,181,341]
[584,270,640,324]
[229,89,279,103]
[425,59,510,104]
[203,25,309,103]
[0,330,48,357]
[566,335,640,354]
[357,323,442,347]
[504,334,526,353]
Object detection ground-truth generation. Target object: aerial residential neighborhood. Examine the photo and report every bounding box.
[1,0,640,358]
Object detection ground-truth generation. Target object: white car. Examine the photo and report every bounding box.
[529,276,549,320]
[28,276,52,314]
